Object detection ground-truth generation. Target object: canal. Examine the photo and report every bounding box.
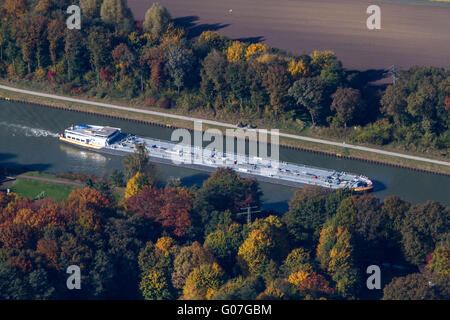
[1,100,449,210]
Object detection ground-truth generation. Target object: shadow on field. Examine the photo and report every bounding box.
[346,68,389,88]
[173,16,230,39]
[233,36,265,43]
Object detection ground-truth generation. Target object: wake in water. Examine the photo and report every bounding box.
[0,121,60,138]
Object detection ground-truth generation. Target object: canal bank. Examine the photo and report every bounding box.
[0,83,448,176]
[1,100,449,208]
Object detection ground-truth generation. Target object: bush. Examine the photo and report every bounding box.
[158,97,171,109]
[145,97,157,108]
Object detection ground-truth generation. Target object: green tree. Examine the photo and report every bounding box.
[100,0,134,32]
[316,225,359,298]
[382,273,449,300]
[80,0,102,19]
[330,87,365,127]
[171,241,216,290]
[87,26,111,85]
[139,270,173,300]
[109,169,125,187]
[283,186,332,246]
[426,246,450,278]
[165,42,194,93]
[47,19,65,70]
[143,3,171,38]
[123,143,156,180]
[400,201,449,265]
[182,263,226,300]
[289,77,326,126]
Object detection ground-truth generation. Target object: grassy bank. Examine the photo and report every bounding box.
[0,81,449,176]
[10,178,78,202]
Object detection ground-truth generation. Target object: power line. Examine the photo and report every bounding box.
[387,65,399,85]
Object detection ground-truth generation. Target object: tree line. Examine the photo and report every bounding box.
[0,0,448,153]
[0,146,448,300]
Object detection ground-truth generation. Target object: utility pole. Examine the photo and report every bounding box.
[237,205,262,224]
[388,65,398,85]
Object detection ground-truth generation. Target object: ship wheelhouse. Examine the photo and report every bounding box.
[62,124,121,148]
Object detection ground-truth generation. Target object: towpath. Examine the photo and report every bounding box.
[0,84,449,167]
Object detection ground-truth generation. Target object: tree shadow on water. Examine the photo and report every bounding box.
[371,179,386,193]
[0,153,51,176]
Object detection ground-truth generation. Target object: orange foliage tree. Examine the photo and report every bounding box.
[64,187,111,230]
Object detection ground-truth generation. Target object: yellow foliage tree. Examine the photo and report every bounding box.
[310,50,336,69]
[245,43,268,59]
[288,270,310,287]
[155,236,176,254]
[183,263,225,300]
[139,270,172,300]
[125,172,153,199]
[226,41,246,62]
[237,229,272,276]
[288,59,310,79]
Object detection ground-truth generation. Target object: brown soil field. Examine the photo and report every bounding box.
[127,0,450,71]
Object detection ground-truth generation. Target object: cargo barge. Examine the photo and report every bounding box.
[59,124,373,191]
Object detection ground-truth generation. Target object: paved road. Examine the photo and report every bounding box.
[127,0,450,70]
[15,175,85,187]
[1,85,449,167]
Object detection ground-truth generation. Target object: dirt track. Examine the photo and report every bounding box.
[127,0,450,70]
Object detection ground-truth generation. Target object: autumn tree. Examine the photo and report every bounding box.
[165,42,194,93]
[283,186,333,246]
[2,0,27,18]
[212,276,265,300]
[143,3,171,38]
[125,172,153,199]
[182,263,226,300]
[138,238,178,278]
[112,43,135,77]
[245,43,268,60]
[123,143,156,180]
[63,187,111,230]
[263,62,291,117]
[141,46,166,91]
[282,248,315,275]
[13,15,48,73]
[47,19,65,70]
[139,270,173,300]
[171,242,216,290]
[80,0,102,18]
[316,225,359,298]
[205,223,244,270]
[288,58,310,79]
[226,41,246,62]
[425,247,450,278]
[288,270,335,299]
[330,87,365,127]
[100,0,134,32]
[87,26,111,85]
[64,29,86,81]
[400,201,449,265]
[289,77,326,126]
[200,49,228,96]
[382,273,448,300]
[126,187,192,237]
